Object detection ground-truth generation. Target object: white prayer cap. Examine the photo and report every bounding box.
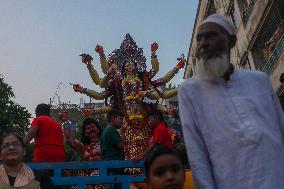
[200,13,236,35]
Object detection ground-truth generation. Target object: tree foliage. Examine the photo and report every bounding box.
[0,75,31,139]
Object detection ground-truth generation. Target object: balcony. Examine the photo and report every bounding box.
[239,0,256,26]
[261,34,284,73]
[252,0,283,74]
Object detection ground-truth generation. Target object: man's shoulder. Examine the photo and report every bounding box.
[236,69,267,80]
[102,125,116,135]
[34,116,54,123]
[235,70,271,87]
[155,123,168,131]
[105,125,116,131]
[179,77,201,90]
[31,116,49,126]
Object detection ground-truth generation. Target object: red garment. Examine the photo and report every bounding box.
[153,123,173,148]
[31,116,65,162]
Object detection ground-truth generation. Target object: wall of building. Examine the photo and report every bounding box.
[185,0,284,89]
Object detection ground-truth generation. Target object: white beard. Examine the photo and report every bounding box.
[195,53,230,82]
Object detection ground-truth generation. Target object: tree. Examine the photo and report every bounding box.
[0,75,31,139]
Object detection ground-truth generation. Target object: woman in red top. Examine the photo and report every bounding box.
[24,103,65,162]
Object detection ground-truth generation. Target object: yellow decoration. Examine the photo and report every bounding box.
[126,95,142,101]
[133,135,144,141]
[123,77,140,84]
[129,114,143,120]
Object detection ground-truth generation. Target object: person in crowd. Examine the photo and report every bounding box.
[178,13,284,189]
[144,145,185,189]
[100,110,124,189]
[0,133,53,189]
[100,110,124,161]
[132,110,173,163]
[24,103,65,162]
[64,118,104,189]
[65,118,102,161]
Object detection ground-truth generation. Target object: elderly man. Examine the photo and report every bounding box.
[178,14,284,189]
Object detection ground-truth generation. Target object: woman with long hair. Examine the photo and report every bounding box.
[65,118,102,161]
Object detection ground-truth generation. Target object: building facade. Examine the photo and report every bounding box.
[184,0,284,92]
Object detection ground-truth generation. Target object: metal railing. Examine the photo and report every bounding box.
[241,0,256,26]
[261,35,284,74]
[28,160,144,189]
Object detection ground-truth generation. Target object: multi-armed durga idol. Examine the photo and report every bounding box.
[71,34,185,160]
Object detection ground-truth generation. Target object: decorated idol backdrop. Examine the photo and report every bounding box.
[71,34,185,159]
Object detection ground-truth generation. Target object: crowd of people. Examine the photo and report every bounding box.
[1,13,284,189]
[1,103,183,189]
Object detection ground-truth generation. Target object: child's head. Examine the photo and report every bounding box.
[144,145,185,189]
[147,110,164,130]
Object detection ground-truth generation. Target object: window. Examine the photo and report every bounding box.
[252,0,284,73]
[237,0,256,26]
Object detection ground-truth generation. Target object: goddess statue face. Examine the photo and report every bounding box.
[125,60,135,73]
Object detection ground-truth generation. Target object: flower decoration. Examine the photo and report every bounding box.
[80,53,93,65]
[126,95,142,101]
[59,111,68,122]
[129,114,143,120]
[151,42,158,52]
[133,135,144,141]
[123,77,140,84]
[95,44,104,55]
[176,53,186,69]
[72,84,84,93]
[82,109,93,117]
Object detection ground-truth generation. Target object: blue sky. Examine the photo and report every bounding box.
[0,0,198,116]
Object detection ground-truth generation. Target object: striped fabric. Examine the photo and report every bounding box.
[0,163,40,188]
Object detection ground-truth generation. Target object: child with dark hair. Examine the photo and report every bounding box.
[101,110,124,161]
[144,145,185,189]
[106,110,124,123]
[35,103,50,116]
[101,110,124,189]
